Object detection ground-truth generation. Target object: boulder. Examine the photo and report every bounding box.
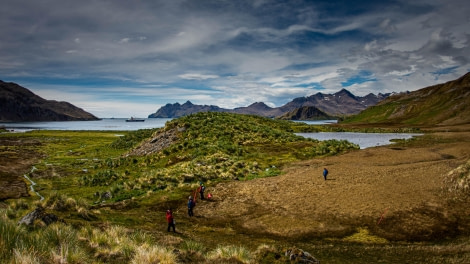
[18,206,60,226]
[284,247,320,264]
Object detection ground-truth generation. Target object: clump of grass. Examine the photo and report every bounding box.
[252,244,286,264]
[131,243,177,264]
[207,245,252,263]
[342,227,389,244]
[1,209,90,263]
[10,199,30,211]
[13,248,41,264]
[443,159,470,200]
[181,240,205,254]
[0,210,27,261]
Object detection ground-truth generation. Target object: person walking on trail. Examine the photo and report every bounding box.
[198,182,205,200]
[323,168,328,181]
[166,209,175,232]
[188,196,195,217]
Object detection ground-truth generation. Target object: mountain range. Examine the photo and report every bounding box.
[344,72,470,126]
[0,80,99,122]
[148,89,390,119]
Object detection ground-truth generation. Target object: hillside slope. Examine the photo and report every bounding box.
[343,72,470,126]
[0,81,99,122]
[277,106,333,120]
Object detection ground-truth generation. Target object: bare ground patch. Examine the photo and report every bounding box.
[0,137,42,200]
[192,137,470,241]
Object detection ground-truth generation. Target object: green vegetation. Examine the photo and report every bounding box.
[72,113,358,204]
[3,112,468,263]
[340,73,470,126]
[0,112,361,263]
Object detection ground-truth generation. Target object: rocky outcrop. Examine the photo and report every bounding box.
[277,106,334,120]
[149,101,227,118]
[18,206,59,226]
[284,247,320,263]
[126,126,184,156]
[0,80,100,122]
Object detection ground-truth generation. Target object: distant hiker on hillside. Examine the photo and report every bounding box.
[323,168,328,181]
[188,196,195,217]
[198,182,205,200]
[166,209,175,232]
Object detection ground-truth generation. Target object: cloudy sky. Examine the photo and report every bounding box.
[1,0,469,118]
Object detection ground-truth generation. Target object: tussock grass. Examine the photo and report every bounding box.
[13,248,41,264]
[342,227,389,244]
[131,243,177,264]
[207,245,252,263]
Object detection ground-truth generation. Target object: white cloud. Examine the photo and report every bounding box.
[179,73,219,80]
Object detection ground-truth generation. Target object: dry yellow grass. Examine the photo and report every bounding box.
[189,128,470,241]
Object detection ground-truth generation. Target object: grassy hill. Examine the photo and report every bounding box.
[342,72,470,126]
[1,112,361,263]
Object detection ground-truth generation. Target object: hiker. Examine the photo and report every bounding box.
[198,182,205,200]
[323,168,328,181]
[188,196,195,217]
[166,209,175,232]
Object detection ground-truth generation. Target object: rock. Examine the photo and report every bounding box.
[100,191,112,200]
[284,247,320,264]
[41,213,59,225]
[18,207,44,225]
[18,206,60,226]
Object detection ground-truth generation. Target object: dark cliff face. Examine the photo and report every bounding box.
[277,106,333,120]
[0,81,100,122]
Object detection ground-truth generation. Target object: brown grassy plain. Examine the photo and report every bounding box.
[163,124,470,262]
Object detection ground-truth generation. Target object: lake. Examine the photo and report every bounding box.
[296,132,422,149]
[1,118,421,149]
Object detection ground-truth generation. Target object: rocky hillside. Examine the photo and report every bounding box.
[0,81,99,122]
[148,89,388,119]
[343,72,470,126]
[277,106,334,120]
[148,101,228,118]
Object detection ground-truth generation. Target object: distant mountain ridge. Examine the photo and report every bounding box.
[149,89,389,119]
[0,81,99,122]
[343,72,470,126]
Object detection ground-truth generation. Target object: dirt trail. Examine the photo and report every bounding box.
[194,136,470,239]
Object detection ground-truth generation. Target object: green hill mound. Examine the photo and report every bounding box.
[78,112,359,202]
[342,72,470,126]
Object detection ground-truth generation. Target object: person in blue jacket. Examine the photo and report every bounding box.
[187,196,195,217]
[323,168,328,181]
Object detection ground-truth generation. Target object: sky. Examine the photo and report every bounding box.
[1,0,469,118]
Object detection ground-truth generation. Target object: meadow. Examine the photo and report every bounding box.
[1,112,469,263]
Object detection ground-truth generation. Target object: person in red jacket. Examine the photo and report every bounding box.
[166,209,175,232]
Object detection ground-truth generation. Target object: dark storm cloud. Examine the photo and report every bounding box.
[0,0,469,117]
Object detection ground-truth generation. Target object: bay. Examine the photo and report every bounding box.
[0,118,172,132]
